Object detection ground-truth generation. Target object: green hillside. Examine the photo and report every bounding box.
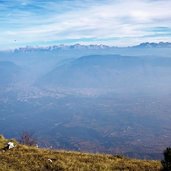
[0,135,161,171]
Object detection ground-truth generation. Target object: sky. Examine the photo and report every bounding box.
[0,0,171,49]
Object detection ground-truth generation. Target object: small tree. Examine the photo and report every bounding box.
[19,131,37,146]
[161,147,171,171]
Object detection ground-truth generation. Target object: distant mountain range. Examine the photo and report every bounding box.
[134,42,171,48]
[13,44,110,52]
[9,42,171,52]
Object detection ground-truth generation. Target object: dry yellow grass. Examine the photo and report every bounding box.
[0,135,161,171]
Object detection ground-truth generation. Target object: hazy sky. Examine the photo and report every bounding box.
[0,0,171,49]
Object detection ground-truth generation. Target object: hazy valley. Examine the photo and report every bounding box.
[0,44,171,159]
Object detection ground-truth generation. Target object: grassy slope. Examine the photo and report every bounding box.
[0,135,161,171]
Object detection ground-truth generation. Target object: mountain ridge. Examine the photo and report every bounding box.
[1,42,171,52]
[39,54,171,89]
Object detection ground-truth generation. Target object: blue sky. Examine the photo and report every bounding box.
[0,0,171,49]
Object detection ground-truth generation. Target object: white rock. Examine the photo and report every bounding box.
[7,142,15,149]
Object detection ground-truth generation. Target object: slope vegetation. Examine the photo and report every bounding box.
[0,135,161,171]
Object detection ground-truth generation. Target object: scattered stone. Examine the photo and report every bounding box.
[48,159,53,163]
